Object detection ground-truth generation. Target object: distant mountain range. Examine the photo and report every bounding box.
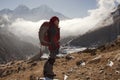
[69,23,120,47]
[0,5,69,21]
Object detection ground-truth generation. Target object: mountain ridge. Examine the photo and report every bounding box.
[0,4,69,21]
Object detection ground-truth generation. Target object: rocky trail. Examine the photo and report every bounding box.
[0,38,120,80]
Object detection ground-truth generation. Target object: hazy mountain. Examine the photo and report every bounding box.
[69,5,120,48]
[0,27,39,64]
[69,23,120,47]
[0,5,69,21]
[60,36,76,46]
[0,9,12,15]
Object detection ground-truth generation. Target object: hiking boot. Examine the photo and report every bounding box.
[44,73,56,79]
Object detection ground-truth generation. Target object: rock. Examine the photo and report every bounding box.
[36,77,40,80]
[98,45,106,52]
[64,75,68,80]
[88,55,101,64]
[39,77,59,80]
[73,66,78,70]
[67,68,73,74]
[114,53,120,61]
[22,67,26,71]
[81,72,85,75]
[0,69,4,77]
[107,61,114,67]
[115,70,120,74]
[17,66,21,73]
[30,75,36,80]
[86,76,90,80]
[109,73,112,76]
[65,55,75,60]
[82,48,96,54]
[116,67,120,71]
[1,70,11,77]
[99,69,104,74]
[31,62,37,67]
[6,61,15,66]
[76,60,86,66]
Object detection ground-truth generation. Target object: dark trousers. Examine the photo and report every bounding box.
[43,49,59,77]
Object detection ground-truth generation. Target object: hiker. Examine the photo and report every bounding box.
[39,16,60,78]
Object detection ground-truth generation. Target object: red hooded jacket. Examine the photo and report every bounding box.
[48,16,60,51]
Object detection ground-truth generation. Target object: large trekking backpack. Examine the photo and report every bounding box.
[39,22,50,46]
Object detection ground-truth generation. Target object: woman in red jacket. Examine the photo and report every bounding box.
[43,16,60,79]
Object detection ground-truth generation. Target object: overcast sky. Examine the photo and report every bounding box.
[0,0,97,18]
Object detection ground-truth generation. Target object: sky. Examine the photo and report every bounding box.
[0,0,97,18]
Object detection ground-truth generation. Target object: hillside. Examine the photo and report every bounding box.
[0,27,39,64]
[70,23,119,47]
[0,38,119,80]
[70,5,120,48]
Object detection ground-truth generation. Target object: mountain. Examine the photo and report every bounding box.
[0,9,12,15]
[0,27,39,64]
[0,14,40,64]
[60,36,76,46]
[69,23,120,47]
[69,5,120,48]
[0,5,69,21]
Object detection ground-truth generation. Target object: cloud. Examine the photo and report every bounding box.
[0,15,10,28]
[9,18,46,38]
[116,0,120,3]
[8,0,120,40]
[9,17,98,39]
[60,0,117,37]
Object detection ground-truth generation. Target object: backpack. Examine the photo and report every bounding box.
[38,21,50,46]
